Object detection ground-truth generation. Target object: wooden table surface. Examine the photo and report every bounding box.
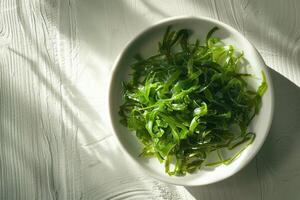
[1,0,300,199]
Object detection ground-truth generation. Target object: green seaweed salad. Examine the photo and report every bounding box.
[119,26,267,176]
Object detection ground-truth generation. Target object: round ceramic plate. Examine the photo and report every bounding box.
[108,16,274,186]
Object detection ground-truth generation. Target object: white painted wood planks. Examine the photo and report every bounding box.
[1,0,300,199]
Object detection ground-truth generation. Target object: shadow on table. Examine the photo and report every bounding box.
[6,1,190,199]
[186,67,300,200]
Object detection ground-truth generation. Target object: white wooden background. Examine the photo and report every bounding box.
[1,0,300,199]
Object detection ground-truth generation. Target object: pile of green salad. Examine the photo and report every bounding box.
[119,26,267,176]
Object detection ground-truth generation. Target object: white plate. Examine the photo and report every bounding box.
[108,16,274,186]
